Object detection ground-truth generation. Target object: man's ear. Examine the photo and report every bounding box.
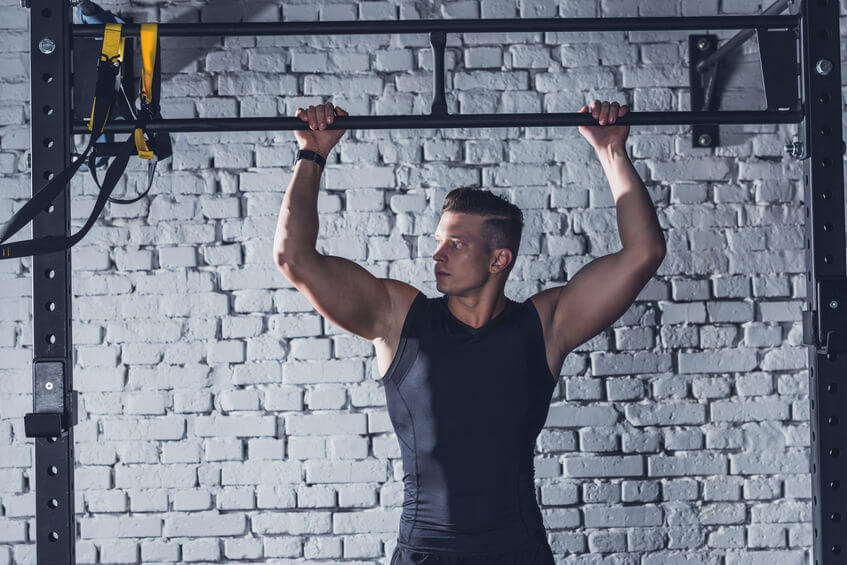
[491,248,513,274]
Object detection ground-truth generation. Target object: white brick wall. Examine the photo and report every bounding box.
[0,0,842,563]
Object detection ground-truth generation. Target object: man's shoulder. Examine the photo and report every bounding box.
[377,279,424,342]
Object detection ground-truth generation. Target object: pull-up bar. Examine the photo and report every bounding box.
[71,110,803,136]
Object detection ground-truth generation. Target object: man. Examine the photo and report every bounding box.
[274,100,665,564]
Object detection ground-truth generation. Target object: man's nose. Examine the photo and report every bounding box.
[433,243,447,261]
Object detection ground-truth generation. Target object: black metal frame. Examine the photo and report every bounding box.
[21,1,842,563]
[27,3,76,563]
[796,1,846,563]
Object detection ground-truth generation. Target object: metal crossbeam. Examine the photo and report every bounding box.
[70,15,800,37]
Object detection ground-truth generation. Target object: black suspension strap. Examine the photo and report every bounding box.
[0,21,170,260]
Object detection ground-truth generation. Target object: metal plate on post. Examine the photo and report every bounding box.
[34,360,65,413]
[26,360,70,438]
[817,279,847,355]
[71,29,135,126]
[690,34,719,149]
[756,27,799,112]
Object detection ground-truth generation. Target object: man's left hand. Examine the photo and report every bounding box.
[578,99,630,152]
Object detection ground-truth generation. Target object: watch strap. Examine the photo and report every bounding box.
[296,149,326,169]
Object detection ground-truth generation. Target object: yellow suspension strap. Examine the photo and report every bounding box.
[91,22,172,206]
[0,22,127,259]
[133,23,157,159]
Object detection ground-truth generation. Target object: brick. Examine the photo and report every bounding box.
[80,516,162,539]
[0,519,26,543]
[194,414,277,437]
[181,538,220,561]
[590,351,672,375]
[678,349,758,374]
[163,512,246,537]
[114,465,196,489]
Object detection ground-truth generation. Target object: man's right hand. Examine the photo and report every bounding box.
[294,102,347,159]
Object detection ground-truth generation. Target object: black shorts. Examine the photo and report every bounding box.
[389,540,555,565]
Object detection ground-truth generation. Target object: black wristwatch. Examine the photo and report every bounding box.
[295,149,326,169]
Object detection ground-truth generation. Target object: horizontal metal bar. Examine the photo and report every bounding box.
[71,15,800,38]
[72,110,802,135]
[695,0,792,71]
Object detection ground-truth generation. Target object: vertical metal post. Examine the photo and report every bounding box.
[800,0,847,562]
[28,1,77,562]
[429,31,447,117]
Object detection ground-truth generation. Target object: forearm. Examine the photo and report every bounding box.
[273,158,324,263]
[596,144,665,255]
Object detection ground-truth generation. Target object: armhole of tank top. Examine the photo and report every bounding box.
[524,297,557,386]
[380,290,425,386]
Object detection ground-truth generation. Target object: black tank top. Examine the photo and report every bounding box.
[380,291,557,553]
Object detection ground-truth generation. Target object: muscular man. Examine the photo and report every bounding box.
[274,100,665,564]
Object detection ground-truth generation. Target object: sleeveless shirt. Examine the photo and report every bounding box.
[379,291,557,554]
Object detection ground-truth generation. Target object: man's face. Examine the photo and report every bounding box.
[433,211,509,292]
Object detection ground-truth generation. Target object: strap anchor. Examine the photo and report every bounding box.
[802,278,847,356]
[0,15,171,260]
[24,359,78,438]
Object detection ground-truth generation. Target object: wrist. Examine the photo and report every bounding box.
[295,158,323,173]
[295,147,327,171]
[596,143,627,163]
[299,146,327,160]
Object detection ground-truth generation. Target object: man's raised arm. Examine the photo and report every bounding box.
[540,100,665,356]
[273,102,394,343]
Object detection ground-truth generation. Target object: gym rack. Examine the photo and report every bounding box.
[18,0,842,562]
